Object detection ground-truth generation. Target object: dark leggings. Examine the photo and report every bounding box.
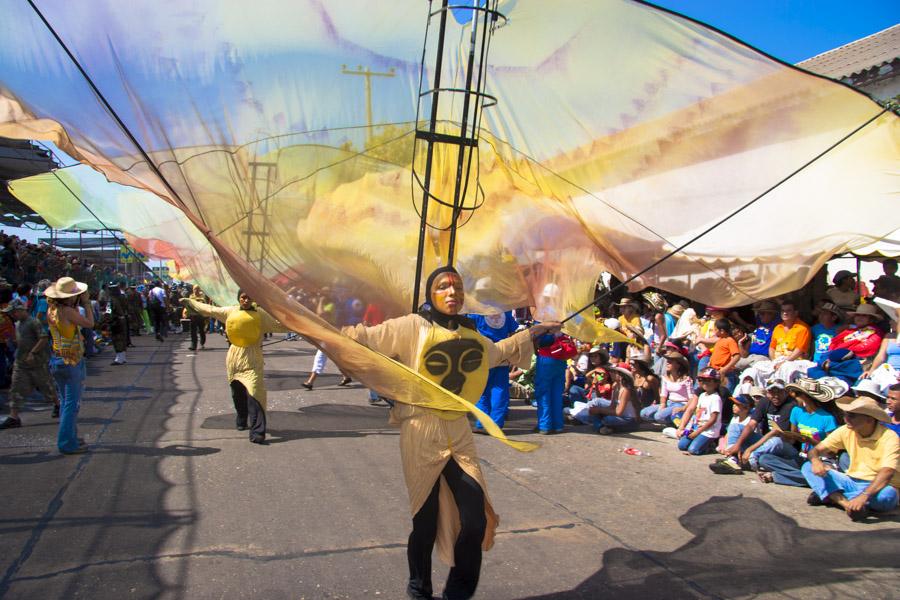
[407,459,486,600]
[230,381,266,442]
[189,316,207,349]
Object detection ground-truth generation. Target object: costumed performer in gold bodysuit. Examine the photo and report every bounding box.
[344,266,560,600]
[180,290,288,444]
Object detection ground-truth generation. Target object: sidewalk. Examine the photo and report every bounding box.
[0,331,897,599]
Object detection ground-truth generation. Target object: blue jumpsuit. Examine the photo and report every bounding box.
[534,335,568,433]
[469,312,518,430]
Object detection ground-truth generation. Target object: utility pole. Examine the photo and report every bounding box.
[341,65,396,144]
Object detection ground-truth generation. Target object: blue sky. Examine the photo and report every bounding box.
[649,0,898,63]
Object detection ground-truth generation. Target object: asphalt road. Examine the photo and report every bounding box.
[1,331,897,599]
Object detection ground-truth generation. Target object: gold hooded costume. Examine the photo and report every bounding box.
[344,313,534,565]
[180,299,288,409]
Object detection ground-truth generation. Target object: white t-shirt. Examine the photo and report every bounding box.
[688,392,722,438]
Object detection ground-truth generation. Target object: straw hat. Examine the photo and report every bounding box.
[664,351,689,369]
[44,276,88,299]
[846,304,881,319]
[610,364,634,381]
[835,395,891,423]
[753,300,779,314]
[615,297,637,308]
[667,303,685,318]
[785,377,836,402]
[642,291,667,312]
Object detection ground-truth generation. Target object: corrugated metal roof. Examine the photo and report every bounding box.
[797,23,900,79]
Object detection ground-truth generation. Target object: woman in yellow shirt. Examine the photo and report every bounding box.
[45,277,95,455]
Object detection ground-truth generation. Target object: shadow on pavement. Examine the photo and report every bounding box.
[201,403,397,444]
[522,495,899,599]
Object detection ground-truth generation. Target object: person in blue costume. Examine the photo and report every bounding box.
[468,311,519,432]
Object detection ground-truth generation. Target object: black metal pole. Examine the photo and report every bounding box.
[411,0,450,312]
[446,3,481,267]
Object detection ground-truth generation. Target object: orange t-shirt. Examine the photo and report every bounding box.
[710,337,740,370]
[770,321,812,359]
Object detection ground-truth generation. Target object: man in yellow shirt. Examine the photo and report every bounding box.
[802,395,899,520]
[768,301,811,362]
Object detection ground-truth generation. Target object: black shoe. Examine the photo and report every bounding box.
[249,435,267,445]
[60,445,88,455]
[188,347,197,352]
[110,361,126,366]
[236,423,248,431]
[0,416,22,429]
[302,382,313,391]
[156,334,163,342]
[708,458,743,475]
[52,405,60,418]
[807,492,827,507]
[338,376,352,387]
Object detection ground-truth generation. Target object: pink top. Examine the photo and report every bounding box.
[661,376,692,404]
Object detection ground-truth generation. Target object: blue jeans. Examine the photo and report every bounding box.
[678,433,716,455]
[801,462,899,512]
[535,355,566,432]
[51,356,86,453]
[749,435,798,470]
[640,403,685,425]
[725,422,761,450]
[475,366,511,430]
[597,415,638,432]
[568,385,587,404]
[758,454,806,487]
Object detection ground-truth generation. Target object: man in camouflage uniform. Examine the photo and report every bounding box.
[0,299,58,429]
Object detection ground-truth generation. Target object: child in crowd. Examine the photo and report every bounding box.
[709,394,759,474]
[673,368,722,455]
[641,351,692,425]
[709,318,740,391]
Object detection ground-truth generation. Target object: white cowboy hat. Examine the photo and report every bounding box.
[43,276,88,299]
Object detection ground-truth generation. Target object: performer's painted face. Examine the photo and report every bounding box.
[238,292,253,310]
[430,272,464,316]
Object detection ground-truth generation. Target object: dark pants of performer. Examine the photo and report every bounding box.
[230,380,266,443]
[111,317,128,353]
[407,459,486,600]
[189,316,207,350]
[150,305,166,339]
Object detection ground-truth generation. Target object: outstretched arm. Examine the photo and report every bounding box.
[179,298,231,323]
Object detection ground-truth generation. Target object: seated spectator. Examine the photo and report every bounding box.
[735,300,781,370]
[753,378,841,485]
[886,383,900,436]
[709,393,759,474]
[735,379,798,470]
[802,395,899,520]
[709,318,740,391]
[770,301,812,363]
[673,368,722,455]
[862,304,900,384]
[829,304,884,361]
[641,351,692,425]
[629,357,659,408]
[589,364,640,434]
[565,351,590,405]
[694,307,728,373]
[808,304,884,385]
[509,355,535,402]
[826,270,859,313]
[584,347,612,401]
[810,302,843,364]
[870,258,900,302]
